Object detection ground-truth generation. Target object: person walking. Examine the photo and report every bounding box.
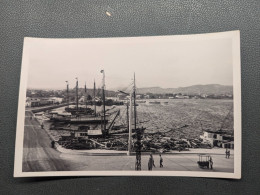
[209,157,213,169]
[148,153,156,170]
[159,154,163,168]
[51,140,55,148]
[227,149,230,159]
[225,148,228,158]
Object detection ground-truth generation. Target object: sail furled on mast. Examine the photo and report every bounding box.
[100,70,106,136]
[133,72,137,130]
[65,81,69,107]
[75,77,78,112]
[93,80,96,116]
[85,82,87,110]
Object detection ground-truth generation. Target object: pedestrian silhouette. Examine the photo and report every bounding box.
[159,154,163,168]
[148,153,156,170]
[209,157,213,169]
[51,140,55,148]
[225,148,228,158]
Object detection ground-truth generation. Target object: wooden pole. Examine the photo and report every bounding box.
[85,82,87,112]
[126,101,129,137]
[128,93,132,156]
[94,80,96,116]
[133,73,137,130]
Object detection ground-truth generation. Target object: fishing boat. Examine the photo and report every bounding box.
[68,76,111,126]
[49,111,71,122]
[57,72,144,152]
[81,70,116,137]
[65,106,94,115]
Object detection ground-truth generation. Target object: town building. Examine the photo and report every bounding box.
[49,97,63,104]
[200,130,234,148]
[175,95,189,99]
[106,97,119,101]
[117,93,127,100]
[26,98,41,107]
[144,94,150,99]
[26,97,64,107]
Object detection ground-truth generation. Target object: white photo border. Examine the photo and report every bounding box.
[14,31,241,179]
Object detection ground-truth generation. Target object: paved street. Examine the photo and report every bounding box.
[58,153,233,172]
[23,111,72,172]
[23,111,234,172]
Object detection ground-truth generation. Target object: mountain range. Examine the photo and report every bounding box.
[135,84,233,95]
[28,84,233,97]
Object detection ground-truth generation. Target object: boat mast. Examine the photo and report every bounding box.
[101,70,106,135]
[66,81,69,108]
[118,89,132,155]
[85,82,87,112]
[129,73,137,155]
[134,73,141,170]
[128,92,133,155]
[133,73,137,130]
[94,80,96,116]
[126,101,129,136]
[76,77,78,113]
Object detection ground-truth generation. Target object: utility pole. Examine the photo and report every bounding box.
[118,89,133,156]
[128,92,132,156]
[126,101,129,138]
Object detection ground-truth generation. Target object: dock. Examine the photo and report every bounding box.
[27,103,71,113]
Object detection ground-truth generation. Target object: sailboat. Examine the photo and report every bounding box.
[74,70,118,137]
[65,78,94,115]
[49,78,106,124]
[62,77,110,124]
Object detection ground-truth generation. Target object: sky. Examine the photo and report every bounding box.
[26,34,233,90]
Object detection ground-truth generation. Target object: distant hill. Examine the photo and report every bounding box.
[136,84,233,95]
[28,84,232,98]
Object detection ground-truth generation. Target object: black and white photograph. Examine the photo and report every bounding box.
[14,31,241,178]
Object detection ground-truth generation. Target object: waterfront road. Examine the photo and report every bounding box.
[23,111,72,172]
[58,152,234,172]
[23,111,234,172]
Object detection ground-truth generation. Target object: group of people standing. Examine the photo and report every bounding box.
[225,148,231,158]
[148,153,163,170]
